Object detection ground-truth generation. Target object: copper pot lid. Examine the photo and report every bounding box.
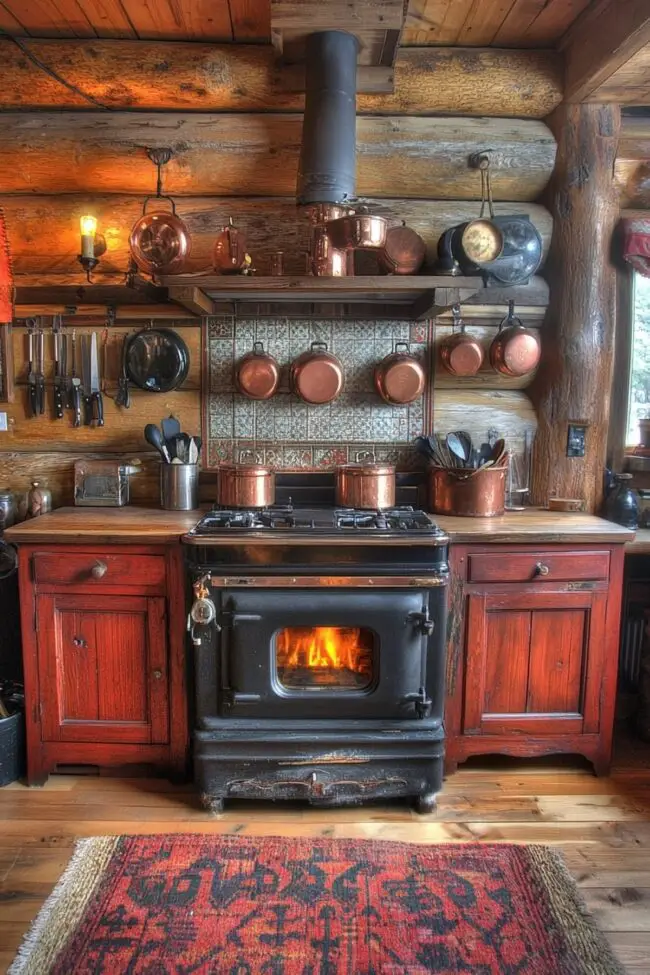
[236,343,280,400]
[379,225,426,275]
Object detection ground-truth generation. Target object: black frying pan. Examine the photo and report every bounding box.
[125,328,190,393]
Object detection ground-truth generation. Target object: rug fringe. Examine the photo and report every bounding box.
[8,837,119,975]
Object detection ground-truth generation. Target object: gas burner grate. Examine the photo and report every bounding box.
[189,503,443,537]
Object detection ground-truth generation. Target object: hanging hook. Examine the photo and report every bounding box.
[145,147,174,198]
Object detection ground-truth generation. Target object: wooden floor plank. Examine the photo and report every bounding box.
[1,760,650,974]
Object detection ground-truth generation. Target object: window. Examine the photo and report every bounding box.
[626,272,650,446]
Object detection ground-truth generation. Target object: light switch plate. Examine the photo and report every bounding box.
[0,412,7,432]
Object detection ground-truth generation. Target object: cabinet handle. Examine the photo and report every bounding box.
[152,669,163,680]
[72,636,87,649]
[91,560,108,579]
[534,562,550,577]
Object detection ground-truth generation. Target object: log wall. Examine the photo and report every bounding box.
[0,38,555,508]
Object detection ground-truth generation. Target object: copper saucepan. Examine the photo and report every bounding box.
[217,454,275,508]
[489,300,541,378]
[374,343,425,405]
[326,210,388,251]
[439,304,484,378]
[335,453,396,510]
[235,342,280,400]
[291,342,344,405]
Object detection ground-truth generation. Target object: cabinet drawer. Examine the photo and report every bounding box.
[467,550,610,584]
[33,552,166,592]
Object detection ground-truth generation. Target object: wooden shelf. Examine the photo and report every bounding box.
[160,274,484,320]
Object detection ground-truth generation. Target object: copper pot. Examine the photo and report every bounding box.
[129,198,191,275]
[213,216,248,274]
[336,455,396,510]
[428,465,506,517]
[291,342,344,405]
[489,300,541,378]
[439,305,484,377]
[378,224,426,275]
[374,343,425,405]
[217,459,275,508]
[235,342,280,400]
[326,211,388,251]
[311,225,353,277]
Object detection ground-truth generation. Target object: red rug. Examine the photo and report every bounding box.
[10,834,623,974]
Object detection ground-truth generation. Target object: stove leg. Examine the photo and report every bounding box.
[202,794,225,814]
[414,792,437,815]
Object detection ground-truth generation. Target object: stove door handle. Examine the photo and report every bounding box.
[230,692,262,704]
[220,611,262,627]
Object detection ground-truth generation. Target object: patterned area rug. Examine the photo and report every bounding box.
[9,835,624,975]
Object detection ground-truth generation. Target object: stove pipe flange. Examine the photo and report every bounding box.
[296,30,359,207]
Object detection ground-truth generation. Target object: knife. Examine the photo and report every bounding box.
[53,317,64,419]
[70,329,82,428]
[115,333,130,409]
[35,324,45,416]
[89,331,104,427]
[81,334,93,426]
[26,324,38,418]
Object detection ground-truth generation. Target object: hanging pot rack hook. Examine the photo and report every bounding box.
[145,147,174,198]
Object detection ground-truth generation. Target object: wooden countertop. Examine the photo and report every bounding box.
[625,528,650,553]
[4,506,634,546]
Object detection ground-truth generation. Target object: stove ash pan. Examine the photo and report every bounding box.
[189,579,448,814]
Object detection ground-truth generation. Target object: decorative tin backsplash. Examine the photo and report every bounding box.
[204,317,433,470]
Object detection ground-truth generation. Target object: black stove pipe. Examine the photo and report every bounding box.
[296,30,359,206]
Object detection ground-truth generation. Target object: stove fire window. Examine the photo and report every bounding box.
[276,626,375,690]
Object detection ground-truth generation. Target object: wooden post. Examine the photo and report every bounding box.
[529,103,621,514]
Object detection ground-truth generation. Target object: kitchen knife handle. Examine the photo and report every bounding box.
[54,383,64,420]
[83,394,93,426]
[37,379,45,415]
[72,385,81,428]
[93,391,104,427]
[28,382,38,419]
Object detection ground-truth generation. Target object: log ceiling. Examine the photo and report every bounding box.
[0,0,615,49]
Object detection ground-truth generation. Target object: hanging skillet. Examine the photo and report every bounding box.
[129,148,191,276]
[125,327,190,393]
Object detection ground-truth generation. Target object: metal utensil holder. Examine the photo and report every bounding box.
[161,463,198,510]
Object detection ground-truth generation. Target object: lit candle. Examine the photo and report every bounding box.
[80,215,97,260]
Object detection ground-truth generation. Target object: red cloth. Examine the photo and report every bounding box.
[0,208,13,323]
[622,216,650,277]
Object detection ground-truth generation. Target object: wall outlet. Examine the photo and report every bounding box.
[567,423,587,457]
[0,412,7,432]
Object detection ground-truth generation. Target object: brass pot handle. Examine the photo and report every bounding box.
[91,560,108,579]
[534,562,550,577]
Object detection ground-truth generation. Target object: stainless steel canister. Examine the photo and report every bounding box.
[0,490,16,530]
[161,464,199,511]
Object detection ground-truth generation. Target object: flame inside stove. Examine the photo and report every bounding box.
[276,627,373,688]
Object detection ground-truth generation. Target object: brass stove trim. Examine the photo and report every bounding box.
[207,575,447,588]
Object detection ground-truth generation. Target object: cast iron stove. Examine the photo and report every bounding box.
[183,504,449,813]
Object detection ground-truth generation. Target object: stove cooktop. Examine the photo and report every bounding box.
[187,504,443,537]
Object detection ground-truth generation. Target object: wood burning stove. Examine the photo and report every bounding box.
[183,505,449,812]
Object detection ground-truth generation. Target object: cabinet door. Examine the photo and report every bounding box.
[463,589,608,736]
[36,593,169,744]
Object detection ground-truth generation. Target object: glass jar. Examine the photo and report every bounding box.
[0,489,16,531]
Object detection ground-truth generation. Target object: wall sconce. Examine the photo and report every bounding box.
[78,215,107,282]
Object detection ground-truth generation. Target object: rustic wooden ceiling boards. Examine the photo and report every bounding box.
[0,0,271,41]
[402,0,592,48]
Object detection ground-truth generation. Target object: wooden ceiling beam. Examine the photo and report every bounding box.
[0,38,562,117]
[562,0,650,103]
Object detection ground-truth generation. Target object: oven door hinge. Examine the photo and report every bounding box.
[407,609,434,635]
[402,687,433,719]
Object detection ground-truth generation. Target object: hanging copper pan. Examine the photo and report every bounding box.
[439,305,484,377]
[129,197,191,275]
[235,342,280,400]
[291,342,344,405]
[489,300,541,378]
[374,343,425,405]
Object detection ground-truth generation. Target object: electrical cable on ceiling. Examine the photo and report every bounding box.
[1,32,110,110]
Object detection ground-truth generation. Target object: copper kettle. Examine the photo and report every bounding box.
[213,216,251,274]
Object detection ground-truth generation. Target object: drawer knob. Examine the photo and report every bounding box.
[91,560,108,579]
[152,669,163,680]
[535,562,550,577]
[72,636,87,649]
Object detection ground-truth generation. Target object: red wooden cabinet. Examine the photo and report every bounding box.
[18,544,188,785]
[445,543,625,776]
